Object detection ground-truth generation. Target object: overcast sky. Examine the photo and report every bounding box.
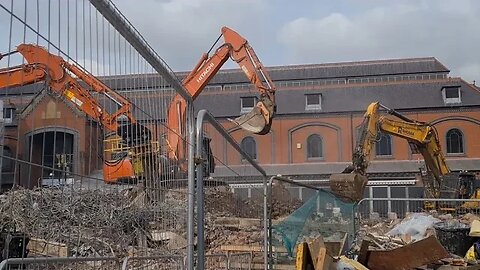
[111,0,480,83]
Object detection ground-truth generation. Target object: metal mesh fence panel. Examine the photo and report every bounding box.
[356,198,480,220]
[227,252,252,270]
[0,257,121,270]
[0,0,190,264]
[122,255,185,270]
[195,113,263,269]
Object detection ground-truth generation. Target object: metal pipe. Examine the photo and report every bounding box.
[0,257,118,270]
[196,110,266,177]
[187,101,195,270]
[358,197,480,202]
[196,119,205,270]
[263,176,268,270]
[88,0,192,103]
[196,109,267,270]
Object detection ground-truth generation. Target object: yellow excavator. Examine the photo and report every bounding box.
[329,102,479,206]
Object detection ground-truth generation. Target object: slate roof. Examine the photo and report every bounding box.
[179,57,450,85]
[0,57,476,122]
[97,57,450,89]
[193,78,480,118]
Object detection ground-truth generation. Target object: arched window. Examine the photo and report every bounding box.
[375,133,392,156]
[446,128,464,154]
[241,136,257,160]
[307,134,323,158]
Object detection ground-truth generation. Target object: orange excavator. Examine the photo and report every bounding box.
[161,26,276,178]
[0,43,157,183]
[0,26,276,184]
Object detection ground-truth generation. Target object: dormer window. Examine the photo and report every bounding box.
[240,96,257,113]
[3,107,14,124]
[305,93,322,110]
[442,86,461,104]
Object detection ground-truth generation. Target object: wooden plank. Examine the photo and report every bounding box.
[27,238,68,257]
[367,236,449,270]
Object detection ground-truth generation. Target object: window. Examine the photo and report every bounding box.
[375,133,392,156]
[2,146,13,172]
[240,136,257,160]
[241,97,257,113]
[306,134,323,159]
[442,86,461,104]
[3,107,14,123]
[446,128,464,154]
[305,94,321,110]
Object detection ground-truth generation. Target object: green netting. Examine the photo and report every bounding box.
[272,189,355,256]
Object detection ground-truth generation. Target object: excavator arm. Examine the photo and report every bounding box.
[330,102,450,202]
[166,26,276,163]
[0,44,154,183]
[0,44,149,144]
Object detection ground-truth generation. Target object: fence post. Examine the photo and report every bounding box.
[187,101,196,270]
[196,109,267,270]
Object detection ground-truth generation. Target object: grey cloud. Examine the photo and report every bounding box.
[111,0,272,71]
[278,0,480,83]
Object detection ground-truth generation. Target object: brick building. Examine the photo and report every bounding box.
[191,57,480,187]
[1,57,479,191]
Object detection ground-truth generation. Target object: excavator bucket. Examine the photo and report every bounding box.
[329,173,369,203]
[229,98,275,135]
[230,106,268,134]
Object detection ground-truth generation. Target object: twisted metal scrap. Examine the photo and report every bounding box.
[0,186,163,257]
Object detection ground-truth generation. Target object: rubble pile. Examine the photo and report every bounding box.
[268,182,303,219]
[343,211,480,269]
[205,221,264,253]
[204,187,258,218]
[0,187,159,257]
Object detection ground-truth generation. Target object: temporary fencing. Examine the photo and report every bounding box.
[267,176,355,268]
[356,197,480,220]
[0,0,192,265]
[0,256,121,270]
[121,255,185,270]
[195,109,265,270]
[0,1,273,269]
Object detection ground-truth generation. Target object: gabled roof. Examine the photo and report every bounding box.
[20,88,86,119]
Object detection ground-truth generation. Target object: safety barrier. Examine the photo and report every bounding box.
[266,176,355,269]
[122,255,185,270]
[195,109,267,270]
[0,256,121,270]
[356,197,480,220]
[0,254,253,270]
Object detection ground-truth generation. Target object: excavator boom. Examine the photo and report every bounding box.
[166,26,276,163]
